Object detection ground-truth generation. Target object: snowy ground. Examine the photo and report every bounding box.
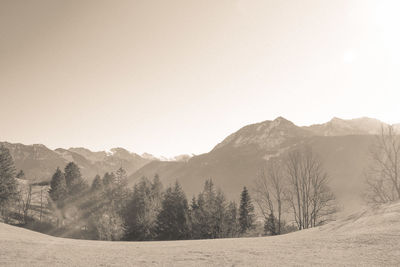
[1,202,400,266]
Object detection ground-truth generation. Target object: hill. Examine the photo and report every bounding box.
[1,201,399,266]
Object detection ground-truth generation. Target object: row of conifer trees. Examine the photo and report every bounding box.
[46,161,257,241]
[0,144,258,241]
[0,144,299,240]
[1,144,288,240]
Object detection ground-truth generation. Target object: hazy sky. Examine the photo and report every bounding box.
[1,0,399,157]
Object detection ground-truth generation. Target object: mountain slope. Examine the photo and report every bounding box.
[214,117,312,150]
[129,117,381,210]
[130,135,374,208]
[0,142,152,182]
[1,201,399,266]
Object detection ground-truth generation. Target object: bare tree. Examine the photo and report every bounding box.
[17,183,33,224]
[254,159,285,234]
[285,147,335,230]
[365,125,400,204]
[39,187,44,222]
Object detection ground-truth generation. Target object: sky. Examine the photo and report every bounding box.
[1,0,400,157]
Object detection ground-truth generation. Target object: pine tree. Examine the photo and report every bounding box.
[123,176,161,241]
[239,186,255,233]
[91,175,103,192]
[151,174,163,199]
[197,179,217,238]
[214,189,227,238]
[48,168,67,208]
[190,196,198,210]
[113,167,129,213]
[64,162,86,196]
[155,181,189,240]
[102,172,115,187]
[0,145,18,214]
[226,201,239,237]
[189,179,229,239]
[115,167,128,188]
[190,193,204,239]
[264,213,277,235]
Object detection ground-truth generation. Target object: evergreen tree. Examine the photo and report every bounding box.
[48,168,67,208]
[150,174,163,219]
[264,213,278,236]
[0,145,18,214]
[239,186,255,233]
[91,175,103,192]
[113,167,129,213]
[190,179,229,239]
[155,181,189,240]
[84,170,129,240]
[190,193,204,239]
[115,167,128,188]
[195,179,217,238]
[64,162,87,196]
[80,175,102,238]
[151,174,163,199]
[190,196,198,210]
[214,189,228,238]
[102,172,115,187]
[226,201,240,237]
[123,176,162,240]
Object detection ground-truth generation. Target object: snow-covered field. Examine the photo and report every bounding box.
[1,202,400,266]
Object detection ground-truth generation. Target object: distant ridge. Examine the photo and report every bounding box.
[0,142,152,182]
[304,117,392,136]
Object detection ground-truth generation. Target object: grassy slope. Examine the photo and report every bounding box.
[1,202,400,266]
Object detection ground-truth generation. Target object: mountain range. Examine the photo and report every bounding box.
[129,117,398,211]
[1,117,397,211]
[0,143,151,182]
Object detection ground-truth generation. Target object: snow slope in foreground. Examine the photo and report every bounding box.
[1,202,400,266]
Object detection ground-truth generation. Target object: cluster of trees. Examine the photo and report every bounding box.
[0,144,257,241]
[83,169,129,240]
[46,165,256,241]
[48,163,89,226]
[254,146,336,235]
[1,143,340,240]
[121,177,254,241]
[1,143,333,241]
[45,166,130,239]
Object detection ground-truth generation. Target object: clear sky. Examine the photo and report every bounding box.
[1,0,399,157]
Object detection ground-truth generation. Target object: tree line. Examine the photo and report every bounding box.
[0,144,351,241]
[51,169,257,241]
[0,144,257,240]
